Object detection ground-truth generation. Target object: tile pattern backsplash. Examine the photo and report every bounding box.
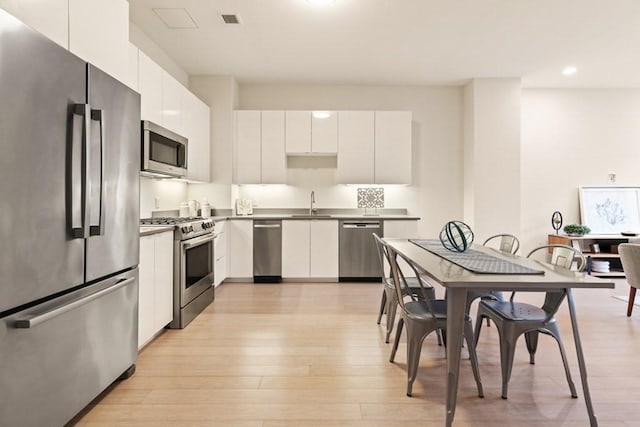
[357,187,384,208]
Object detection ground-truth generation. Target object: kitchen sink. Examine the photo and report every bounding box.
[290,214,332,218]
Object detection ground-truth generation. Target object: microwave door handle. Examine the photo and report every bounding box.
[70,104,90,239]
[89,109,105,236]
[178,142,187,169]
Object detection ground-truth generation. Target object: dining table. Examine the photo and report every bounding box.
[383,238,615,427]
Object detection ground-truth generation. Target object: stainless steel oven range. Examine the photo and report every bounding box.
[140,217,215,328]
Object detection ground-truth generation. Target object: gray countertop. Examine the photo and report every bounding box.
[139,225,175,236]
[224,214,420,220]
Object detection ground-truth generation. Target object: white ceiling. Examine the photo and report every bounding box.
[129,0,640,88]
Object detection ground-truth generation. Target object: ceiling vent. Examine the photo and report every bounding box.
[221,14,241,24]
[153,8,198,29]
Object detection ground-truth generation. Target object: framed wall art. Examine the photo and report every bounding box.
[579,186,640,234]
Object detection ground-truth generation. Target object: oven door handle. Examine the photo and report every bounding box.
[182,233,216,250]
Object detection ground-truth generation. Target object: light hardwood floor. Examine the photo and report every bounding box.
[74,280,640,426]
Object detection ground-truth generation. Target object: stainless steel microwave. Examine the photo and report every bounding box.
[141,120,188,178]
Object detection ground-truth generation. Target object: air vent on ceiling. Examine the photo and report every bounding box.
[221,14,241,24]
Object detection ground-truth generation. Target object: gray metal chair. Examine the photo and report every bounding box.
[474,244,585,399]
[383,239,484,398]
[373,233,437,343]
[467,234,521,325]
[619,243,640,317]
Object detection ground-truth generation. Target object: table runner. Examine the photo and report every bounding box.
[409,239,544,275]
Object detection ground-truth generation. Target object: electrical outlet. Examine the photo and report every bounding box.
[607,173,616,184]
[154,197,160,209]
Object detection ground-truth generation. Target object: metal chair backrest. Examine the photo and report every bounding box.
[527,244,586,272]
[521,244,586,318]
[483,234,520,255]
[383,241,438,320]
[620,243,640,289]
[372,233,390,281]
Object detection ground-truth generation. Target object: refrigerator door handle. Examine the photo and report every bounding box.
[70,104,90,239]
[89,109,105,236]
[13,276,134,329]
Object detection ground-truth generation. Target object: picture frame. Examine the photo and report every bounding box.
[579,186,640,234]
[590,243,600,254]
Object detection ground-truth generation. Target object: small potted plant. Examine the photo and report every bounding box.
[563,224,591,236]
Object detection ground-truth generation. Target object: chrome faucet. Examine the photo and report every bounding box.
[309,190,316,215]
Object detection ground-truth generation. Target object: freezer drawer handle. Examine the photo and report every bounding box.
[89,109,105,236]
[254,224,281,228]
[13,277,134,329]
[343,224,381,229]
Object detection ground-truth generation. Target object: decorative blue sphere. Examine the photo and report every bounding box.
[439,221,474,252]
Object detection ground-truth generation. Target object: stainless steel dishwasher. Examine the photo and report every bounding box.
[339,220,383,282]
[253,220,282,283]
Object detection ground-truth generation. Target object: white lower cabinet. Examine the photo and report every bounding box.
[282,221,310,277]
[228,220,253,278]
[213,221,228,286]
[282,220,338,279]
[138,230,174,349]
[310,220,339,278]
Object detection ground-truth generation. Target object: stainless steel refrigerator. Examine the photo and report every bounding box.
[0,10,141,426]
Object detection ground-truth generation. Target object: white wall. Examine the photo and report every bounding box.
[140,177,188,218]
[236,84,464,238]
[130,21,188,86]
[521,89,640,251]
[464,79,522,243]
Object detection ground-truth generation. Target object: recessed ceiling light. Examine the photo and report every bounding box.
[562,66,577,76]
[306,0,336,6]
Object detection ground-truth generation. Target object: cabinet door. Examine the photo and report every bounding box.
[161,72,186,136]
[337,111,375,183]
[310,220,339,278]
[235,111,261,184]
[0,0,69,48]
[138,235,155,348]
[68,0,129,83]
[228,220,253,278]
[261,111,286,184]
[375,111,412,184]
[125,42,139,91]
[282,220,310,278]
[285,111,311,153]
[312,111,338,153]
[214,221,228,286]
[154,231,174,330]
[185,92,211,182]
[138,51,163,124]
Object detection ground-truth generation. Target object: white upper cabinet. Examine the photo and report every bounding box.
[68,0,129,83]
[375,111,412,184]
[235,111,262,184]
[285,111,312,153]
[185,92,211,182]
[138,50,163,125]
[311,111,338,153]
[125,42,139,92]
[337,111,375,184]
[285,111,338,154]
[0,0,69,48]
[0,0,128,82]
[261,111,286,184]
[161,73,186,136]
